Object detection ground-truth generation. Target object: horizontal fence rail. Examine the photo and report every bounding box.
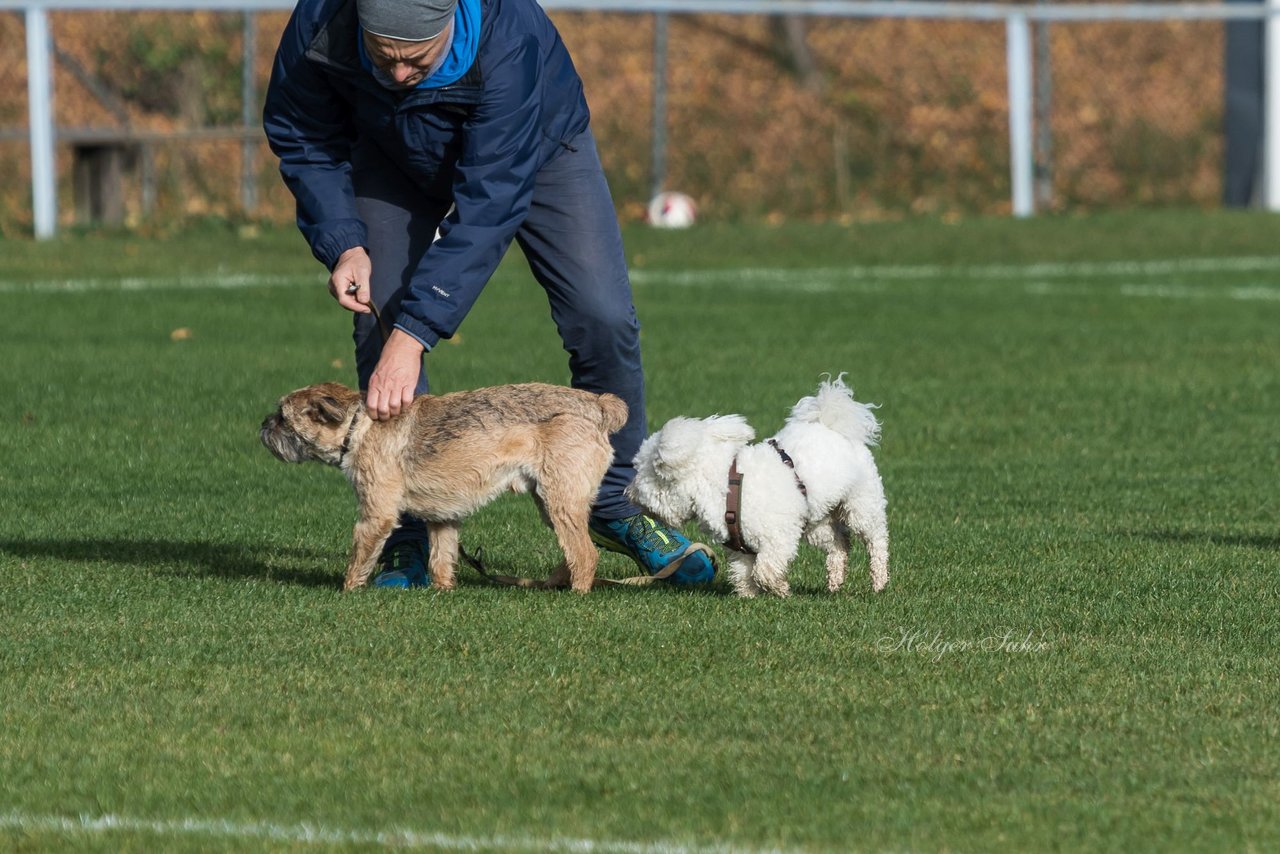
[11,0,1280,236]
[5,0,1278,17]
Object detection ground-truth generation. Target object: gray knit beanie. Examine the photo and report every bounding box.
[358,0,458,41]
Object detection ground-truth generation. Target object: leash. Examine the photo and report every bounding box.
[461,543,718,590]
[347,282,391,343]
[723,441,809,555]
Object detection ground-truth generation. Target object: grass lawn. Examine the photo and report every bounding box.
[1,210,1278,852]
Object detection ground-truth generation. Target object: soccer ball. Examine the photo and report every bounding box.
[647,191,697,229]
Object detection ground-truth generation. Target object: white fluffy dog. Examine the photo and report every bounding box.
[626,376,888,597]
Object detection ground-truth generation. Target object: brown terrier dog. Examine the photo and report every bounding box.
[260,382,627,593]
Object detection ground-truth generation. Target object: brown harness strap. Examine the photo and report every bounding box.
[724,457,750,553]
[722,442,808,555]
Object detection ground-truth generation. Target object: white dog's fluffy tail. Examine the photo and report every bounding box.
[788,374,881,446]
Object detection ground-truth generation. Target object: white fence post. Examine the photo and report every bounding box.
[1007,12,1035,218]
[26,6,58,240]
[1266,0,1280,209]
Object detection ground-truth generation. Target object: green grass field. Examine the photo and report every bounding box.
[2,211,1278,852]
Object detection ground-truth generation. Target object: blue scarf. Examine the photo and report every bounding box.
[358,0,480,90]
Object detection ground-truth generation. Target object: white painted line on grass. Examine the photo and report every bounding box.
[1022,281,1280,301]
[1118,283,1280,301]
[0,273,317,294]
[629,254,1280,288]
[4,254,1280,299]
[0,810,785,853]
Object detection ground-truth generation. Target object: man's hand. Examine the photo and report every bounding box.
[367,329,424,421]
[329,246,373,314]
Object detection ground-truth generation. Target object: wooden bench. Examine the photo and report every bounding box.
[0,127,263,226]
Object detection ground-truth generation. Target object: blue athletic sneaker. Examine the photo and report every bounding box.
[372,538,431,589]
[589,513,716,585]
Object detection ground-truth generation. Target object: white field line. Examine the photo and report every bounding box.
[1023,281,1280,301]
[1118,283,1280,301]
[0,272,317,294]
[627,254,1280,286]
[0,810,785,854]
[3,255,1280,299]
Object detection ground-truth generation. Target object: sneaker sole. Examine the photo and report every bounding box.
[590,526,695,577]
[372,570,430,589]
[589,527,636,560]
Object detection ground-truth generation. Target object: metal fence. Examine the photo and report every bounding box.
[7,0,1280,236]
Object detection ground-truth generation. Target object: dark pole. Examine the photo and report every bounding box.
[1224,0,1264,207]
[242,10,258,214]
[650,11,669,200]
[1034,0,1053,210]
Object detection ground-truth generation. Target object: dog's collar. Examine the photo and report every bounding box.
[723,441,808,555]
[338,410,364,463]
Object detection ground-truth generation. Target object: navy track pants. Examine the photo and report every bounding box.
[351,129,644,522]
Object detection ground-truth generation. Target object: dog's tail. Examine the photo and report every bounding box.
[595,393,630,435]
[789,373,881,446]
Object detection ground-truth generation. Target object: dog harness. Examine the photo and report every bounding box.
[724,440,809,554]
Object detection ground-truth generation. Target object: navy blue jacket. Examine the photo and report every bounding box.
[264,0,591,349]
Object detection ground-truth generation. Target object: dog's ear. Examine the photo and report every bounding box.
[309,395,348,425]
[705,414,755,446]
[654,415,753,472]
[653,418,702,472]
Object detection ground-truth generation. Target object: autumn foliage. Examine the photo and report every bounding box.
[0,8,1225,233]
